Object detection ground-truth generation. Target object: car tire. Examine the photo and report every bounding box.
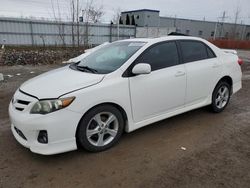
[76,105,124,152]
[211,81,231,113]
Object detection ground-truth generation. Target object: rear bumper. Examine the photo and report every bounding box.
[233,80,242,94]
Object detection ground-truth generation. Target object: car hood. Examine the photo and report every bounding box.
[20,66,105,99]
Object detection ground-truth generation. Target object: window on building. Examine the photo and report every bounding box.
[131,15,136,25]
[236,32,240,39]
[186,30,190,35]
[137,15,140,19]
[199,30,203,36]
[225,32,229,39]
[246,32,250,40]
[180,41,210,63]
[125,14,130,25]
[136,42,179,71]
[211,31,215,37]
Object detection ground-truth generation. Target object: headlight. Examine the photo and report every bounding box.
[30,97,75,114]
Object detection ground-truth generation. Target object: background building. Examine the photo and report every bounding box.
[121,9,250,40]
[1,9,250,47]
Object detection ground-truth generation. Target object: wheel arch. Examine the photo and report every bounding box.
[210,75,232,113]
[75,102,128,146]
[215,76,233,93]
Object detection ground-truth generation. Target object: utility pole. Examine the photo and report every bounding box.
[110,21,113,42]
[218,11,228,38]
[233,6,240,39]
[214,21,218,40]
[174,15,177,28]
[76,0,80,47]
[158,15,160,37]
[240,20,246,40]
[117,13,120,40]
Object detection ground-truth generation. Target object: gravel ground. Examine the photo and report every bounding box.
[0,47,84,65]
[0,51,250,188]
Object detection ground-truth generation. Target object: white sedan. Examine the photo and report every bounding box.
[9,36,242,155]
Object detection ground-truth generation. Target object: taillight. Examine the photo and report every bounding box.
[238,58,243,66]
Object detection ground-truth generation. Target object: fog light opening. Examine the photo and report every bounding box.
[38,130,48,144]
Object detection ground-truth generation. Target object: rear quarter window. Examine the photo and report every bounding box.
[206,46,216,58]
[180,41,215,63]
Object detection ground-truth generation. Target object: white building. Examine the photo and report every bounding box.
[121,9,250,40]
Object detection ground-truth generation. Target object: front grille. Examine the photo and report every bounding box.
[15,107,24,111]
[12,93,32,112]
[14,127,27,140]
[13,99,30,111]
[17,100,30,105]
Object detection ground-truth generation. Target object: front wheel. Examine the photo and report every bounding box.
[211,81,231,113]
[76,105,124,152]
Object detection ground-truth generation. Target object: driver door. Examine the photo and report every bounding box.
[128,41,186,123]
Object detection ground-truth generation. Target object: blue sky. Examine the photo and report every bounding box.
[0,0,249,24]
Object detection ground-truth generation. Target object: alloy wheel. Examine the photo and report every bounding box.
[86,112,119,147]
[215,85,230,109]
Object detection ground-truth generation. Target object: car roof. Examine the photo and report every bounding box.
[119,36,206,43]
[116,36,222,56]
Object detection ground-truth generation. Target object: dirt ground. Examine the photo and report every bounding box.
[0,52,250,188]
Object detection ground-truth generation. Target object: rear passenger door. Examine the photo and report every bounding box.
[179,40,222,106]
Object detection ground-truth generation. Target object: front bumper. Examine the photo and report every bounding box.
[9,90,82,155]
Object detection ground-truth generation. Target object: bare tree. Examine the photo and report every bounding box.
[51,0,104,47]
[69,0,76,47]
[82,0,104,47]
[88,5,104,23]
[112,8,122,24]
[112,8,122,40]
[76,0,80,47]
[51,0,65,46]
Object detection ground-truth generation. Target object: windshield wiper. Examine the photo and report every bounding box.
[76,65,98,73]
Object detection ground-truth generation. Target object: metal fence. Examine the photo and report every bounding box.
[0,17,136,46]
[136,27,176,38]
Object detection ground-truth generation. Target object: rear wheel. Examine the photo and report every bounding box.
[211,81,231,113]
[76,105,124,152]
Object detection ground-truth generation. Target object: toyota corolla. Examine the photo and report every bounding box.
[9,36,242,155]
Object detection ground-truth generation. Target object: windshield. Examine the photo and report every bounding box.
[77,41,146,74]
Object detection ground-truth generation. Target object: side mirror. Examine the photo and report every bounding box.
[132,63,151,75]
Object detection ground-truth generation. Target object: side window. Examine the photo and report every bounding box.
[137,42,179,71]
[207,47,216,58]
[180,41,208,63]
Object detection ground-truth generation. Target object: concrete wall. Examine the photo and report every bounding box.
[0,17,136,46]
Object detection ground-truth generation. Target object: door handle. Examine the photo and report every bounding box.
[175,71,185,77]
[212,63,220,68]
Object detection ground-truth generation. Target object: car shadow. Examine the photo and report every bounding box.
[26,106,214,162]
